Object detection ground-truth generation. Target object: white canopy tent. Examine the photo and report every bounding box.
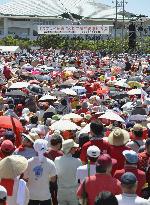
[0,46,21,53]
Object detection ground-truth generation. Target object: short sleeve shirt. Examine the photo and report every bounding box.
[24,156,56,201]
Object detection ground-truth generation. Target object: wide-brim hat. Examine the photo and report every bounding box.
[131,123,143,132]
[0,155,28,179]
[108,128,130,146]
[23,132,39,143]
[62,139,79,154]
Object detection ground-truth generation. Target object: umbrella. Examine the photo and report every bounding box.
[127,89,141,95]
[64,67,77,72]
[0,155,28,179]
[22,63,33,71]
[127,81,142,88]
[126,76,142,82]
[39,95,57,101]
[79,123,91,135]
[5,90,27,97]
[115,80,129,88]
[62,79,78,86]
[9,82,29,89]
[144,76,150,82]
[129,115,147,122]
[35,75,51,81]
[72,86,87,95]
[99,111,125,122]
[50,120,80,131]
[28,84,43,95]
[61,113,83,120]
[0,116,23,131]
[29,80,40,84]
[61,88,77,96]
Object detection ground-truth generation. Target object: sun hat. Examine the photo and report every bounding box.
[96,154,117,168]
[131,124,143,132]
[121,172,137,185]
[22,132,39,143]
[123,150,138,164]
[87,146,100,158]
[62,139,79,154]
[108,128,130,146]
[0,185,7,200]
[0,155,28,179]
[1,140,15,153]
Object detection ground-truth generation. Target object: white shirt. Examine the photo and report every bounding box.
[116,194,150,205]
[24,156,56,201]
[54,154,82,189]
[76,164,96,183]
[126,140,145,153]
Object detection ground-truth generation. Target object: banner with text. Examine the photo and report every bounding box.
[38,25,110,35]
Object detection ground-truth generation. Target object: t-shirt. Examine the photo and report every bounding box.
[80,139,111,163]
[76,164,96,183]
[77,173,121,205]
[44,148,63,161]
[54,154,82,189]
[24,156,56,201]
[114,166,146,196]
[127,140,145,153]
[116,194,150,205]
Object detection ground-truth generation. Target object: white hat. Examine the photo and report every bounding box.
[62,139,79,154]
[34,139,48,162]
[0,185,7,200]
[87,146,100,158]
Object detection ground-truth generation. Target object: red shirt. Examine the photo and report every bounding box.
[138,151,150,172]
[77,173,121,205]
[109,145,131,171]
[76,108,89,115]
[114,166,146,196]
[44,148,63,161]
[80,139,111,163]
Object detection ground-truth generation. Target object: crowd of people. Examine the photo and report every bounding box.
[0,49,149,205]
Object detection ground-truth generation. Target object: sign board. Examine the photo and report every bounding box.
[38,25,110,35]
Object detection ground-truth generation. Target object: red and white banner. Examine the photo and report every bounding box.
[38,25,110,35]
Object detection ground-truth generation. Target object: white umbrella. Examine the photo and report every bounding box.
[61,113,83,120]
[99,111,125,122]
[127,89,141,95]
[115,80,129,88]
[9,82,29,89]
[121,102,134,109]
[129,115,147,122]
[22,63,33,71]
[38,95,57,101]
[61,88,77,96]
[64,67,77,72]
[50,120,80,131]
[72,86,86,95]
[79,123,91,135]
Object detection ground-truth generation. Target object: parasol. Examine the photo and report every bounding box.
[61,113,83,120]
[72,86,87,95]
[9,82,29,89]
[39,95,57,101]
[0,116,23,131]
[99,111,125,123]
[50,120,80,131]
[127,89,141,95]
[61,88,77,96]
[5,90,27,97]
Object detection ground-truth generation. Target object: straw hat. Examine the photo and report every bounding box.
[0,155,28,179]
[108,128,130,146]
[23,132,39,143]
[62,139,79,154]
[131,124,143,132]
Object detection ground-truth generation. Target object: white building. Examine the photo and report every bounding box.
[0,0,148,39]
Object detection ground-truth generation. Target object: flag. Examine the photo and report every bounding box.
[141,88,148,104]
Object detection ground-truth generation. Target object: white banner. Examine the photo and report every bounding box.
[38,25,110,35]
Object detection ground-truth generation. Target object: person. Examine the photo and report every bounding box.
[76,145,100,183]
[0,140,15,159]
[77,154,122,205]
[80,121,111,164]
[26,115,38,131]
[14,132,39,159]
[114,150,146,196]
[24,139,57,205]
[4,104,19,119]
[95,192,118,205]
[44,133,63,161]
[108,128,131,172]
[126,124,145,153]
[138,139,150,187]
[76,102,89,115]
[116,172,150,205]
[54,139,82,205]
[3,131,15,145]
[0,185,7,205]
[0,155,29,205]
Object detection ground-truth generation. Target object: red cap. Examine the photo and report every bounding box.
[96,154,117,168]
[1,140,15,152]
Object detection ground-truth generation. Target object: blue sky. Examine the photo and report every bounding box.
[0,0,149,17]
[98,0,150,17]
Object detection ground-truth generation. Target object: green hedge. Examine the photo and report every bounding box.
[0,35,150,53]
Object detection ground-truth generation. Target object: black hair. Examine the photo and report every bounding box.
[50,135,62,146]
[9,104,14,109]
[96,165,107,173]
[133,130,143,138]
[30,115,38,124]
[78,133,90,147]
[145,138,150,147]
[95,192,118,205]
[90,121,104,136]
[61,99,67,106]
[88,156,98,163]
